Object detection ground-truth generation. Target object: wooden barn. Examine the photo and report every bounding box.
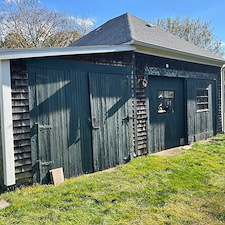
[0,13,224,190]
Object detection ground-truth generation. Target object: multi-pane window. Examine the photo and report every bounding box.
[158,90,175,114]
[196,89,208,111]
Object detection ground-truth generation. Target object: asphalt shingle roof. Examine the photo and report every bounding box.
[70,13,223,61]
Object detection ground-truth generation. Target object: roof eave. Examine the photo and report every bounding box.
[0,45,136,60]
[131,40,225,67]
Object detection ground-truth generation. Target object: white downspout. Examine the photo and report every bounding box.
[0,60,15,187]
[221,64,225,133]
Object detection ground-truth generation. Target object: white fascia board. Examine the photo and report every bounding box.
[0,60,15,186]
[0,45,136,60]
[132,40,225,67]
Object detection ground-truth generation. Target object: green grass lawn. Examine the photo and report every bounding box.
[1,136,225,224]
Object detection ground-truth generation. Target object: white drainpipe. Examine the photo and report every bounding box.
[221,64,225,133]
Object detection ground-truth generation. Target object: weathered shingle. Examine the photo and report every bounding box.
[70,13,223,61]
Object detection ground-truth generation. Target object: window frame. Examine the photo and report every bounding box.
[157,89,175,115]
[196,88,209,112]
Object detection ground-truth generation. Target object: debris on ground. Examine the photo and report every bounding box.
[0,199,10,209]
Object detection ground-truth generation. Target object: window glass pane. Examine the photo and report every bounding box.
[169,91,174,98]
[158,91,163,99]
[164,91,174,98]
[158,90,175,114]
[163,91,168,98]
[158,103,165,113]
[164,98,171,106]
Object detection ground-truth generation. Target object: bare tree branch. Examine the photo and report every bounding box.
[0,0,94,48]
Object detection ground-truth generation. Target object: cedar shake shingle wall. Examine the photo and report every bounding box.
[61,52,133,67]
[217,72,222,133]
[11,60,32,185]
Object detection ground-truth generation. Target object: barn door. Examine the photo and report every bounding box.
[30,72,53,183]
[186,79,216,142]
[29,67,93,184]
[148,76,185,153]
[89,72,132,171]
[29,58,133,183]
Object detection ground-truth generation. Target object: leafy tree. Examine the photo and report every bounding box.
[155,16,224,57]
[0,0,94,48]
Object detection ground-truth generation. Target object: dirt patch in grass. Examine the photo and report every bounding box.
[154,145,192,157]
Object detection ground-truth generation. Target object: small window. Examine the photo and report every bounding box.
[158,90,175,114]
[196,89,208,111]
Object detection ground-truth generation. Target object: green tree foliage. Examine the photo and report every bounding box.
[0,0,94,49]
[156,16,224,57]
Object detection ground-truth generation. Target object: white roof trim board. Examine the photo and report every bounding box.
[0,45,136,60]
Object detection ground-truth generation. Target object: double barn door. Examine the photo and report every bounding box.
[29,59,132,183]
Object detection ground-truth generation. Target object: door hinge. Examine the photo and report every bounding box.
[35,123,53,130]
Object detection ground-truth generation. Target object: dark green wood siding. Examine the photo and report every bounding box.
[29,67,93,183]
[89,72,132,171]
[187,79,216,142]
[28,58,132,183]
